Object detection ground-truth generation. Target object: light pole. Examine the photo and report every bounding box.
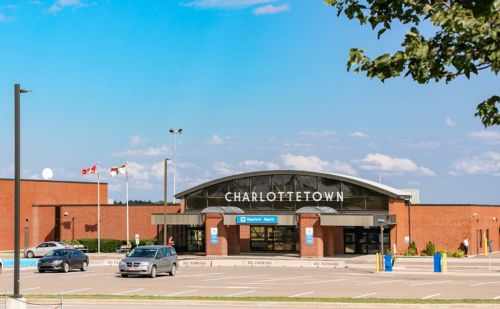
[14,84,31,298]
[163,158,170,245]
[168,128,182,203]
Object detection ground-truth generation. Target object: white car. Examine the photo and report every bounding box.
[24,242,73,258]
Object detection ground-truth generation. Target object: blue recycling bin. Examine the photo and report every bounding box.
[384,254,392,272]
[433,253,442,272]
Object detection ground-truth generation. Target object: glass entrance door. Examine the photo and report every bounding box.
[344,227,390,254]
[250,226,297,252]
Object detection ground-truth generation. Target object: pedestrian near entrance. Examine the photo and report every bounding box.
[168,236,175,246]
[463,236,469,257]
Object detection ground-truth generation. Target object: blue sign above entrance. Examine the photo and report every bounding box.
[236,216,278,225]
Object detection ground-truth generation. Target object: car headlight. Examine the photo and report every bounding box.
[140,262,149,266]
[119,261,126,267]
[52,260,63,265]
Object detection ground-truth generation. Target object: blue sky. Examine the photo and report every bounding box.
[0,0,499,204]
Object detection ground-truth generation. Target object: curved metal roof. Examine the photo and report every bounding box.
[175,170,410,200]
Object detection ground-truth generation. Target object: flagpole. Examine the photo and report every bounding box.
[125,161,129,247]
[97,162,101,253]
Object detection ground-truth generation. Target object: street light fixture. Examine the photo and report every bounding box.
[168,128,182,203]
[14,84,31,299]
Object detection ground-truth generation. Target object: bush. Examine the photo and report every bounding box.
[421,241,436,256]
[77,239,126,253]
[402,248,417,256]
[449,249,465,258]
[61,239,81,246]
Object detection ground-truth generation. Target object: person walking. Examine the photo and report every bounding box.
[463,236,469,257]
[167,236,175,246]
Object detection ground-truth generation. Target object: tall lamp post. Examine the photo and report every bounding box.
[168,128,182,203]
[14,84,31,298]
[163,158,170,245]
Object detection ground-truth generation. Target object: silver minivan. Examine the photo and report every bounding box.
[119,245,178,278]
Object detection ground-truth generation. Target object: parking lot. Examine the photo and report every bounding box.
[1,264,500,300]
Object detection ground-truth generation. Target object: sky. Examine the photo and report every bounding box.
[0,0,499,204]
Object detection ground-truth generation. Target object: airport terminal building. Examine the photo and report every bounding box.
[1,171,499,258]
[153,170,500,258]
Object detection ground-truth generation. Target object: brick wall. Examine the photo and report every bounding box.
[299,214,324,258]
[0,179,107,250]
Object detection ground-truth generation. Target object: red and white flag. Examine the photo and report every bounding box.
[110,164,126,177]
[82,165,97,175]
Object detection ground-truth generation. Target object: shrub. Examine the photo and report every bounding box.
[449,249,465,258]
[402,248,417,256]
[61,239,81,246]
[422,241,436,256]
[77,239,125,253]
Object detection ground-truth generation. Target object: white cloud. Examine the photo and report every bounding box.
[254,3,290,15]
[242,160,280,170]
[129,135,145,146]
[281,153,357,175]
[113,145,169,157]
[451,152,500,176]
[297,131,337,137]
[0,12,14,23]
[213,162,233,175]
[349,131,369,138]
[401,140,440,150]
[48,0,85,13]
[184,0,274,8]
[359,153,435,176]
[469,130,500,144]
[208,134,224,145]
[445,117,456,127]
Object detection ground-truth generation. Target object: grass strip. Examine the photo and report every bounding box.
[24,295,500,304]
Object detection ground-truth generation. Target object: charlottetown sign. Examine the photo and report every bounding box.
[224,191,344,203]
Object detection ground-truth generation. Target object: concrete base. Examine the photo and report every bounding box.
[7,297,27,309]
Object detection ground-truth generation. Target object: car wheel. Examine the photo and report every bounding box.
[81,261,88,272]
[169,264,176,276]
[62,262,70,273]
[38,269,45,273]
[27,251,34,258]
[121,273,128,278]
[150,265,157,278]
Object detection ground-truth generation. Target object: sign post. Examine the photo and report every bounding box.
[210,227,218,245]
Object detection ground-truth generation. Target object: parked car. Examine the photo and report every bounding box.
[37,249,88,273]
[25,242,73,258]
[0,257,3,275]
[119,245,177,278]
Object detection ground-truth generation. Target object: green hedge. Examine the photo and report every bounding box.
[75,239,158,253]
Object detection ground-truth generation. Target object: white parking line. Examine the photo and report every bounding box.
[164,289,199,296]
[56,288,92,294]
[253,276,312,283]
[20,287,40,292]
[175,272,225,278]
[470,281,500,287]
[422,293,440,299]
[226,290,256,297]
[202,276,249,282]
[307,278,349,284]
[188,285,263,289]
[60,273,100,279]
[289,291,314,298]
[411,280,450,286]
[357,279,402,286]
[353,292,377,299]
[112,288,145,295]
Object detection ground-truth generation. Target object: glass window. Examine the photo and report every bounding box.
[250,176,271,194]
[296,176,318,192]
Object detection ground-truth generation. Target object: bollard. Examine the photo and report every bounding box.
[484,237,488,256]
[433,253,442,272]
[375,253,380,272]
[384,254,393,272]
[442,253,447,273]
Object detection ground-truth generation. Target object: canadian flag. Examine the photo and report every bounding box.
[110,164,126,177]
[82,165,97,175]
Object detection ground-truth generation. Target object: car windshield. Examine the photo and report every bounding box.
[46,250,70,257]
[128,248,157,258]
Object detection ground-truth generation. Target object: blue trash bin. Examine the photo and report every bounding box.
[384,254,392,272]
[433,253,442,272]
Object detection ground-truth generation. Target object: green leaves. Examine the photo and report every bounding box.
[475,96,500,127]
[326,0,500,126]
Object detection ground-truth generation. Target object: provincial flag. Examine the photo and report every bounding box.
[110,164,126,177]
[81,165,97,175]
